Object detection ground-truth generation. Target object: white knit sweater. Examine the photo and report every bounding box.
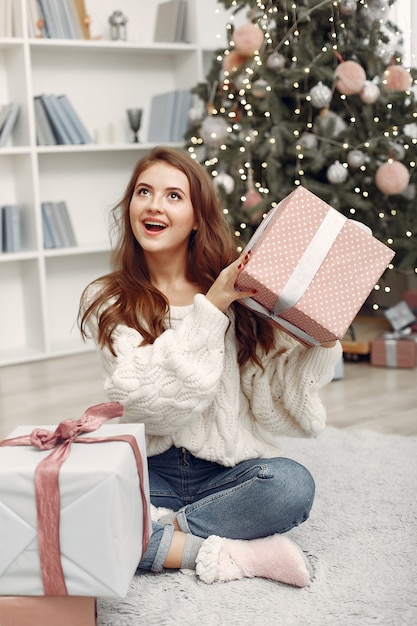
[91,293,342,466]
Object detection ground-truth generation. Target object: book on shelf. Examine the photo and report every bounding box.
[0,0,14,37]
[171,90,193,141]
[34,96,57,145]
[0,103,21,147]
[38,94,74,144]
[0,105,10,132]
[36,0,60,38]
[154,0,187,43]
[1,205,22,253]
[57,0,84,38]
[148,89,192,143]
[41,201,77,249]
[27,0,47,37]
[35,94,91,145]
[34,0,88,39]
[57,94,93,143]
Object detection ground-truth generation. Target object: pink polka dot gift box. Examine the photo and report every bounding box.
[235,186,395,346]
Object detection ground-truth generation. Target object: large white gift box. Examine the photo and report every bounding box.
[0,403,151,598]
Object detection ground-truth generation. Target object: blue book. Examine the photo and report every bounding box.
[2,205,22,252]
[57,94,92,143]
[41,202,56,248]
[148,91,177,143]
[40,94,73,144]
[56,200,77,246]
[41,201,65,247]
[37,0,56,38]
[34,96,57,145]
[171,89,192,141]
[0,103,20,147]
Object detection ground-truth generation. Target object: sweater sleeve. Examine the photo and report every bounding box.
[240,329,343,438]
[94,295,230,433]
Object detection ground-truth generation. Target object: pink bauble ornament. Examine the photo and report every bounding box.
[375,161,410,195]
[242,187,262,210]
[232,22,264,56]
[223,50,249,73]
[339,0,358,16]
[383,65,413,92]
[250,208,264,225]
[334,60,366,95]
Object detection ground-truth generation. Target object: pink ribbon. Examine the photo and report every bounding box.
[0,402,150,596]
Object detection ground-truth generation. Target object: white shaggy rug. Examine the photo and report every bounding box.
[97,427,417,626]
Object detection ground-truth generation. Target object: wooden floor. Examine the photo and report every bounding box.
[0,350,416,439]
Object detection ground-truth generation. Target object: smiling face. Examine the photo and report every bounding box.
[129,161,198,259]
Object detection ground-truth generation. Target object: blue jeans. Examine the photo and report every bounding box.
[138,446,315,572]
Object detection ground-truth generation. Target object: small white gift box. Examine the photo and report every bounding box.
[0,404,151,598]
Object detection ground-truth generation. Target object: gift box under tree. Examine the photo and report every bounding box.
[403,290,417,332]
[371,334,417,368]
[235,186,395,346]
[0,596,97,626]
[0,403,151,598]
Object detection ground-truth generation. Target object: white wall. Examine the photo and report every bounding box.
[389,0,417,67]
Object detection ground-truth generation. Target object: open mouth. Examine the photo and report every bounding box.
[144,221,167,232]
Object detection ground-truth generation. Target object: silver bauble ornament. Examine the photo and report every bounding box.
[251,78,269,99]
[234,73,247,90]
[338,0,358,16]
[400,184,416,201]
[200,115,229,149]
[266,51,285,71]
[239,128,258,143]
[298,132,318,151]
[309,81,332,108]
[403,123,417,139]
[327,161,348,184]
[187,98,206,127]
[388,142,406,161]
[347,149,366,169]
[314,109,347,137]
[213,171,235,195]
[360,0,389,27]
[360,81,380,104]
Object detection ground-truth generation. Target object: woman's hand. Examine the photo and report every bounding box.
[205,252,256,312]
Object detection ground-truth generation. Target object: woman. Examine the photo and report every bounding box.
[79,146,342,587]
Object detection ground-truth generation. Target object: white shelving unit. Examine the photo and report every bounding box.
[0,0,235,366]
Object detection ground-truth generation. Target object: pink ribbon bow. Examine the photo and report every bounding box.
[0,402,150,595]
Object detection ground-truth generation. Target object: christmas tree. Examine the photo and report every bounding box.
[186,0,417,307]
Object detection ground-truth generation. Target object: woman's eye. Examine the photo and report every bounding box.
[169,192,181,200]
[137,188,149,196]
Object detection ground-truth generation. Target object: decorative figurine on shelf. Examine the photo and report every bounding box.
[127,108,143,143]
[109,11,128,41]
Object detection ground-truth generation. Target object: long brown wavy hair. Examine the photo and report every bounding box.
[78,146,274,366]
